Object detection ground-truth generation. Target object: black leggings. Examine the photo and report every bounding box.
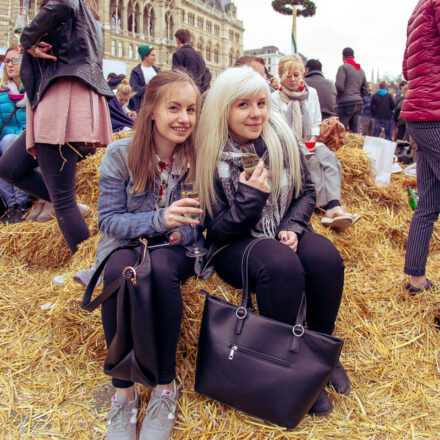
[214,231,344,335]
[0,132,90,253]
[101,246,194,389]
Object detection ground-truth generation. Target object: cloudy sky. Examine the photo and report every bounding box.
[234,0,418,81]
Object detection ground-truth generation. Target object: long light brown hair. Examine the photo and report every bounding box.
[128,70,200,193]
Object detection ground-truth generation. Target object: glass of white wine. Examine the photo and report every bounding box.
[181,182,207,258]
[14,9,29,40]
[241,144,259,178]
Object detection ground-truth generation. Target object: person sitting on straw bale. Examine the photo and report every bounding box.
[115,79,137,120]
[196,66,351,417]
[96,70,203,440]
[272,54,360,231]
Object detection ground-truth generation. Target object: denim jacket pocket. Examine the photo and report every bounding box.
[126,181,156,213]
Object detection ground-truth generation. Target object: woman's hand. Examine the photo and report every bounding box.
[27,42,57,61]
[239,160,270,193]
[169,231,181,245]
[278,230,298,252]
[163,198,203,229]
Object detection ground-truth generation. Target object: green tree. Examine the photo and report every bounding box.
[271,1,317,53]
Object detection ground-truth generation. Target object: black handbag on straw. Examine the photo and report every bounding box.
[194,238,344,429]
[82,238,165,387]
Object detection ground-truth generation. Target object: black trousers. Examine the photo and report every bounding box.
[101,246,194,388]
[214,231,344,335]
[0,132,90,253]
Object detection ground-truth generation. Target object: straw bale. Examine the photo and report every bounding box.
[2,134,440,439]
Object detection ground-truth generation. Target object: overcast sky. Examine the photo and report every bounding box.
[234,0,418,81]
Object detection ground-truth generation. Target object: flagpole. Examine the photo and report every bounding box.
[291,5,297,53]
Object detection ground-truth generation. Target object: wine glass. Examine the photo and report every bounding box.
[241,144,259,178]
[303,135,316,155]
[14,9,29,40]
[181,182,207,258]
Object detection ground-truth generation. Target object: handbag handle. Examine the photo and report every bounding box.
[0,107,19,135]
[239,237,307,328]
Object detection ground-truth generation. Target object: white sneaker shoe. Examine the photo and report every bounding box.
[107,391,138,440]
[139,382,180,440]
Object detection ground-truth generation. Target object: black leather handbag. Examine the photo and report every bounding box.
[82,238,166,387]
[195,238,344,429]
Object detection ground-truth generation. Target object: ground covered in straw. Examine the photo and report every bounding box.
[1,134,440,440]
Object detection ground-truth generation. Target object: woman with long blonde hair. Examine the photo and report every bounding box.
[197,66,348,416]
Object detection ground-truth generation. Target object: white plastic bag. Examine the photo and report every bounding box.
[362,136,397,186]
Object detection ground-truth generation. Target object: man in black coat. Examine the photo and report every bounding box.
[304,59,337,120]
[172,29,211,92]
[371,81,395,140]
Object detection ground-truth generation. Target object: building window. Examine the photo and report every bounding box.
[111,40,116,56]
[197,17,203,29]
[235,33,240,43]
[214,25,219,36]
[118,41,123,57]
[206,21,212,33]
[268,58,272,65]
[129,44,133,59]
[206,46,211,62]
[214,47,219,64]
[197,42,203,53]
[229,30,233,41]
[181,10,185,23]
[188,13,195,26]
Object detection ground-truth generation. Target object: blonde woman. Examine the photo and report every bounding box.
[196,66,350,416]
[272,54,359,231]
[115,79,137,119]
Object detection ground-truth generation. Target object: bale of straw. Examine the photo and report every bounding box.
[2,134,440,439]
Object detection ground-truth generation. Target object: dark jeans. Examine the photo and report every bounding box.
[214,232,344,335]
[338,103,363,133]
[374,119,393,140]
[101,246,194,389]
[0,132,90,253]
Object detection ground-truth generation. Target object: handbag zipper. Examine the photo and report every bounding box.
[228,344,291,367]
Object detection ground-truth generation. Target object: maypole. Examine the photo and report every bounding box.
[271,0,317,54]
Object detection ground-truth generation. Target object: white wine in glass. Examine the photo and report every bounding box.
[14,9,29,40]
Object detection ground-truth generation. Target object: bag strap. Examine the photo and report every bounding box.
[0,107,19,135]
[240,237,308,326]
[81,241,141,311]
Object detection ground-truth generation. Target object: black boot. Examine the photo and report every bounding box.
[329,361,351,394]
[308,390,333,416]
[1,201,32,224]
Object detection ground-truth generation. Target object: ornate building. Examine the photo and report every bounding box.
[0,0,243,78]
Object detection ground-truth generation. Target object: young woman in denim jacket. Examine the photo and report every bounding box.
[97,70,202,440]
[196,67,349,417]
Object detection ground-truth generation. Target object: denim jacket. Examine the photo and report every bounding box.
[95,137,196,264]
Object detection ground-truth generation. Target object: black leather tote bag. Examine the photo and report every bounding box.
[195,238,344,429]
[82,238,163,387]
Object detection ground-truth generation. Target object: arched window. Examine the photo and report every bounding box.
[214,45,219,64]
[206,41,212,62]
[149,8,155,37]
[229,48,234,66]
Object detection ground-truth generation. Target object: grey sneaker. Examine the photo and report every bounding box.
[107,392,139,440]
[139,382,180,440]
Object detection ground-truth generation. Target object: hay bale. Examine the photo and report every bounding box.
[2,134,440,439]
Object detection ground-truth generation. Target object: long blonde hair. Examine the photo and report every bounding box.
[196,66,302,221]
[128,70,200,193]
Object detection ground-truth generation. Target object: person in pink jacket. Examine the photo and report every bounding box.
[401,0,440,294]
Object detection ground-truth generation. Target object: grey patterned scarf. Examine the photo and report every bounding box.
[279,83,311,138]
[217,136,293,238]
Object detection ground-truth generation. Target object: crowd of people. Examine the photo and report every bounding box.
[0,0,437,439]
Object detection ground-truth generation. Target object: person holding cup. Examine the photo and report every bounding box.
[271,54,359,231]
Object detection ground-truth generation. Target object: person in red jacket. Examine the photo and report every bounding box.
[401,0,440,294]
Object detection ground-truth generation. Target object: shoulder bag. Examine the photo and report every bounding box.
[81,237,169,387]
[194,238,344,429]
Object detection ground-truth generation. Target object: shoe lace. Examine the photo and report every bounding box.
[145,395,175,426]
[108,402,133,431]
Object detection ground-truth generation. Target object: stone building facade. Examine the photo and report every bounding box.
[1,0,244,79]
[244,46,285,78]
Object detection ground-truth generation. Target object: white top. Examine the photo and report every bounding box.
[141,65,158,85]
[271,87,322,137]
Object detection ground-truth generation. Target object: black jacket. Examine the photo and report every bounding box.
[129,63,161,112]
[20,0,113,109]
[371,92,395,121]
[205,149,316,254]
[304,70,337,119]
[172,45,210,92]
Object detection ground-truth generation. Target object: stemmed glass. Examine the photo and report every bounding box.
[241,144,259,178]
[304,135,316,155]
[181,182,207,258]
[14,9,29,40]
